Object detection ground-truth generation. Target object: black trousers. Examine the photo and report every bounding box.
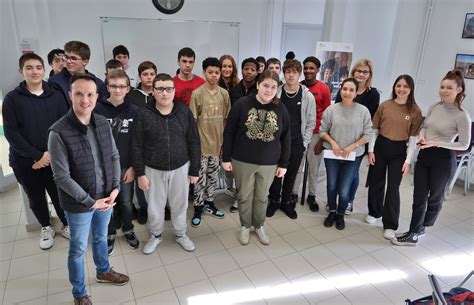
[367,136,407,230]
[409,147,455,233]
[269,143,305,202]
[13,166,67,227]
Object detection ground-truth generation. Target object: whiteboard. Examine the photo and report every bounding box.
[100,17,239,81]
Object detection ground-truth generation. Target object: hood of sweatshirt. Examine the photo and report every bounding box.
[15,80,56,99]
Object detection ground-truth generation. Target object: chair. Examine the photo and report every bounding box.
[446,122,474,195]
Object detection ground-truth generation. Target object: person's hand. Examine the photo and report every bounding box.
[91,198,115,211]
[368,152,376,165]
[123,167,135,184]
[331,143,342,157]
[138,175,150,191]
[107,188,119,205]
[188,176,199,184]
[341,144,355,159]
[419,141,438,149]
[32,152,50,169]
[275,167,287,178]
[222,162,233,172]
[402,162,411,176]
[416,136,426,146]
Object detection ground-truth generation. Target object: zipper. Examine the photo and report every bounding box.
[165,117,171,170]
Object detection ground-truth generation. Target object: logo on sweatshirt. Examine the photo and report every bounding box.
[245,108,279,142]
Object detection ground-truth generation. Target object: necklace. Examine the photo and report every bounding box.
[284,87,299,99]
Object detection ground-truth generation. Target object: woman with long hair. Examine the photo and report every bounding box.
[222,70,291,245]
[365,75,423,240]
[392,70,471,246]
[219,54,239,92]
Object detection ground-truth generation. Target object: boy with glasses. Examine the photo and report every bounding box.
[189,57,230,227]
[95,70,140,255]
[132,73,200,254]
[49,40,108,105]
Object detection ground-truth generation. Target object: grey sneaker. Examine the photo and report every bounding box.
[345,202,353,215]
[143,235,162,255]
[176,234,195,252]
[239,226,250,245]
[39,226,55,250]
[61,225,70,239]
[255,226,270,245]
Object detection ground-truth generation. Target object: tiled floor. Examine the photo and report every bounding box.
[0,163,473,305]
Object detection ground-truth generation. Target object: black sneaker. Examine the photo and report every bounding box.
[324,212,336,227]
[192,205,203,227]
[290,193,299,205]
[107,236,115,256]
[124,232,139,249]
[391,232,419,246]
[164,206,171,221]
[345,202,353,215]
[280,200,297,219]
[306,195,320,212]
[230,201,239,213]
[335,214,345,230]
[204,201,225,218]
[418,227,426,237]
[266,198,280,217]
[137,208,147,225]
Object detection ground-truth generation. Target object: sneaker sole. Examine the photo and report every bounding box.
[390,239,418,247]
[96,278,129,286]
[127,243,139,250]
[108,248,115,256]
[204,211,225,219]
[229,208,238,213]
[191,219,201,227]
[383,234,395,240]
[40,244,54,250]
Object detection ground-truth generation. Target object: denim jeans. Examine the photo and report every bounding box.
[348,155,364,202]
[108,181,134,235]
[325,156,363,214]
[65,208,112,298]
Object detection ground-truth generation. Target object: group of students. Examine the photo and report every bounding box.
[2,40,471,305]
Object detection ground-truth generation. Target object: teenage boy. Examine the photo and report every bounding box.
[266,59,316,219]
[132,73,200,254]
[47,48,65,77]
[189,57,230,226]
[113,45,136,85]
[2,53,69,250]
[97,59,124,100]
[292,56,331,212]
[229,57,258,105]
[172,47,205,107]
[127,61,156,224]
[49,41,107,104]
[95,70,140,255]
[266,58,281,75]
[48,73,129,305]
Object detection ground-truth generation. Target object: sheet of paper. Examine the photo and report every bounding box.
[323,149,356,161]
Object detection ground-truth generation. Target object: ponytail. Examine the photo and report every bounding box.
[442,69,466,110]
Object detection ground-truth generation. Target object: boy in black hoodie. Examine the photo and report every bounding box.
[132,73,200,255]
[95,70,140,255]
[2,53,69,250]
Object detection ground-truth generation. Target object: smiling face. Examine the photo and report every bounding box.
[20,59,45,87]
[439,79,462,103]
[242,63,258,84]
[303,62,319,82]
[50,54,65,75]
[107,77,130,103]
[353,64,371,87]
[65,51,88,75]
[256,77,278,103]
[394,78,411,100]
[340,81,357,102]
[221,59,233,79]
[70,79,98,119]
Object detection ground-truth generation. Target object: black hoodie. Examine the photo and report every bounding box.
[131,100,201,177]
[128,82,155,108]
[2,81,68,168]
[94,97,139,170]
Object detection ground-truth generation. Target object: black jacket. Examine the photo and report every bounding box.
[94,97,139,170]
[132,100,201,177]
[128,82,155,108]
[229,80,257,106]
[2,81,68,168]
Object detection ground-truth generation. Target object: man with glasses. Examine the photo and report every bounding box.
[49,40,108,105]
[132,73,200,255]
[47,48,66,77]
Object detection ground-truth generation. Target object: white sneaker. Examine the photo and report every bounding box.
[383,229,396,240]
[143,235,162,255]
[365,214,381,224]
[176,234,195,252]
[239,226,250,245]
[39,226,56,250]
[255,226,270,245]
[61,225,70,240]
[345,202,353,215]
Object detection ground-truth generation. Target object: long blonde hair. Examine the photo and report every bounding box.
[350,58,374,88]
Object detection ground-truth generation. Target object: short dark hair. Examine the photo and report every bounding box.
[178,47,195,60]
[255,56,266,64]
[241,57,258,70]
[303,56,321,69]
[105,59,123,70]
[106,69,130,86]
[64,41,91,60]
[153,73,173,88]
[19,53,44,70]
[138,61,157,75]
[341,77,359,92]
[266,58,281,68]
[202,57,222,71]
[257,70,280,105]
[47,49,64,64]
[70,73,97,88]
[112,45,129,58]
[283,59,302,74]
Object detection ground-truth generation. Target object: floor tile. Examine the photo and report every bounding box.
[256,235,295,259]
[192,233,225,257]
[164,258,207,287]
[173,279,217,305]
[129,266,172,298]
[228,243,268,268]
[272,252,315,280]
[243,260,287,288]
[281,230,320,251]
[135,288,179,305]
[3,272,48,304]
[8,252,49,280]
[300,244,342,271]
[197,249,239,277]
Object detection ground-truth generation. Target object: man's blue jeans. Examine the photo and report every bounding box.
[65,208,112,298]
[325,156,363,214]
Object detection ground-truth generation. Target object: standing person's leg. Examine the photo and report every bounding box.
[347,155,364,214]
[252,164,277,244]
[192,156,208,227]
[106,207,117,255]
[306,134,323,211]
[224,167,236,195]
[367,140,388,222]
[43,167,68,228]
[324,159,339,228]
[267,175,283,216]
[169,162,195,252]
[203,156,224,218]
[135,179,148,224]
[232,159,257,245]
[119,181,139,249]
[335,157,361,230]
[65,210,93,299]
[280,144,305,219]
[143,166,167,254]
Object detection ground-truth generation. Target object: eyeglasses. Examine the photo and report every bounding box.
[108,84,129,90]
[354,69,370,75]
[154,87,175,93]
[64,55,82,62]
